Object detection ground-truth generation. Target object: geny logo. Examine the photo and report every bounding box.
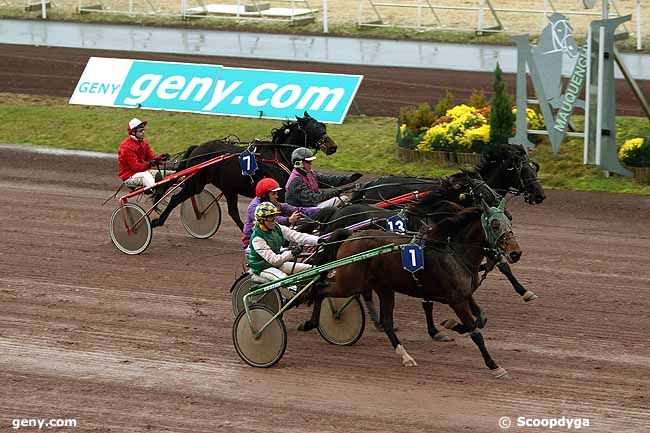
[70,58,363,123]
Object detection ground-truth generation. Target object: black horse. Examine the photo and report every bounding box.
[304,200,520,379]
[150,112,337,231]
[351,144,545,206]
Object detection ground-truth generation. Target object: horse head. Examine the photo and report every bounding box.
[548,13,579,58]
[478,145,545,205]
[271,111,338,155]
[480,198,521,264]
[540,13,579,58]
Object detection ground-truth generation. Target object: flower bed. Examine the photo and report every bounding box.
[619,137,650,182]
[397,101,545,165]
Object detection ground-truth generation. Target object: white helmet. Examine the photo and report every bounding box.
[127,118,147,141]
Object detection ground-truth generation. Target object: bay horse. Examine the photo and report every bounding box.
[150,112,337,231]
[351,144,546,206]
[305,199,520,379]
[299,172,534,329]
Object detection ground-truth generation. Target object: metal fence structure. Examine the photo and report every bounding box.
[357,0,643,48]
[2,0,646,48]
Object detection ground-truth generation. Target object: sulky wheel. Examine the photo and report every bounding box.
[230,273,282,318]
[233,305,287,368]
[180,189,221,239]
[317,296,366,346]
[109,203,152,255]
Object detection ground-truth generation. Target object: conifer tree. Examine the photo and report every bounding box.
[489,63,515,145]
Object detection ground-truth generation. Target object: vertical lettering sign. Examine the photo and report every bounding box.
[70,57,363,124]
[553,46,588,135]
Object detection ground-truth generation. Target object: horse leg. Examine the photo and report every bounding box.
[151,184,194,228]
[224,191,244,231]
[422,300,453,342]
[469,296,487,329]
[379,291,416,367]
[362,290,382,330]
[449,300,510,379]
[496,260,538,302]
[298,292,323,332]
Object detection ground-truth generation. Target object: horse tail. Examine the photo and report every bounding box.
[176,145,198,171]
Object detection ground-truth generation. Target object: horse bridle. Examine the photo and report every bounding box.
[507,157,541,201]
[295,120,331,154]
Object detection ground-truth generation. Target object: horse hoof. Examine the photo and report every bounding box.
[492,367,512,380]
[150,219,160,228]
[395,344,417,367]
[441,319,459,330]
[523,291,539,302]
[403,358,418,367]
[297,321,317,332]
[475,315,488,329]
[433,332,454,342]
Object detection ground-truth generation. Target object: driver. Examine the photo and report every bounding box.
[285,147,362,208]
[248,202,319,298]
[242,177,320,251]
[117,118,169,199]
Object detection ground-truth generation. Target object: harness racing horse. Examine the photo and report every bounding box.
[301,174,529,329]
[351,144,546,206]
[150,112,337,231]
[304,199,520,379]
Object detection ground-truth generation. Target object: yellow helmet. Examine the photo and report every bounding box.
[255,202,281,223]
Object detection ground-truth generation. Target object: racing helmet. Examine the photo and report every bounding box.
[291,147,316,169]
[127,118,148,140]
[255,202,281,223]
[255,178,282,198]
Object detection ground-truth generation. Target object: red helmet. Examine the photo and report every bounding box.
[255,178,282,198]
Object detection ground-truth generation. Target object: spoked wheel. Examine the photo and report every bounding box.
[230,273,282,318]
[318,296,365,346]
[109,203,152,255]
[180,189,221,239]
[233,305,287,368]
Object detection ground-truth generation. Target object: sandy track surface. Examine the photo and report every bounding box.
[2,44,649,117]
[1,146,649,432]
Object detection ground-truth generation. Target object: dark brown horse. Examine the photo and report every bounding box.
[304,199,520,379]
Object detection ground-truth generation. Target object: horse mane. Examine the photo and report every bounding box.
[271,119,296,144]
[425,206,482,243]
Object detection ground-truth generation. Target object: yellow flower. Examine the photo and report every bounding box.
[464,124,491,146]
[618,137,644,161]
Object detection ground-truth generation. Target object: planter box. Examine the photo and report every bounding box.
[396,147,451,164]
[630,166,650,182]
[454,152,481,166]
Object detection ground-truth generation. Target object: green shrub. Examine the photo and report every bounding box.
[489,63,515,145]
[469,89,489,109]
[433,90,455,120]
[398,102,436,133]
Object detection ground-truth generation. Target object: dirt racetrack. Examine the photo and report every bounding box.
[1,43,650,432]
[1,144,650,433]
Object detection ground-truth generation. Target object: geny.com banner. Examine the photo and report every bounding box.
[69,57,363,124]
